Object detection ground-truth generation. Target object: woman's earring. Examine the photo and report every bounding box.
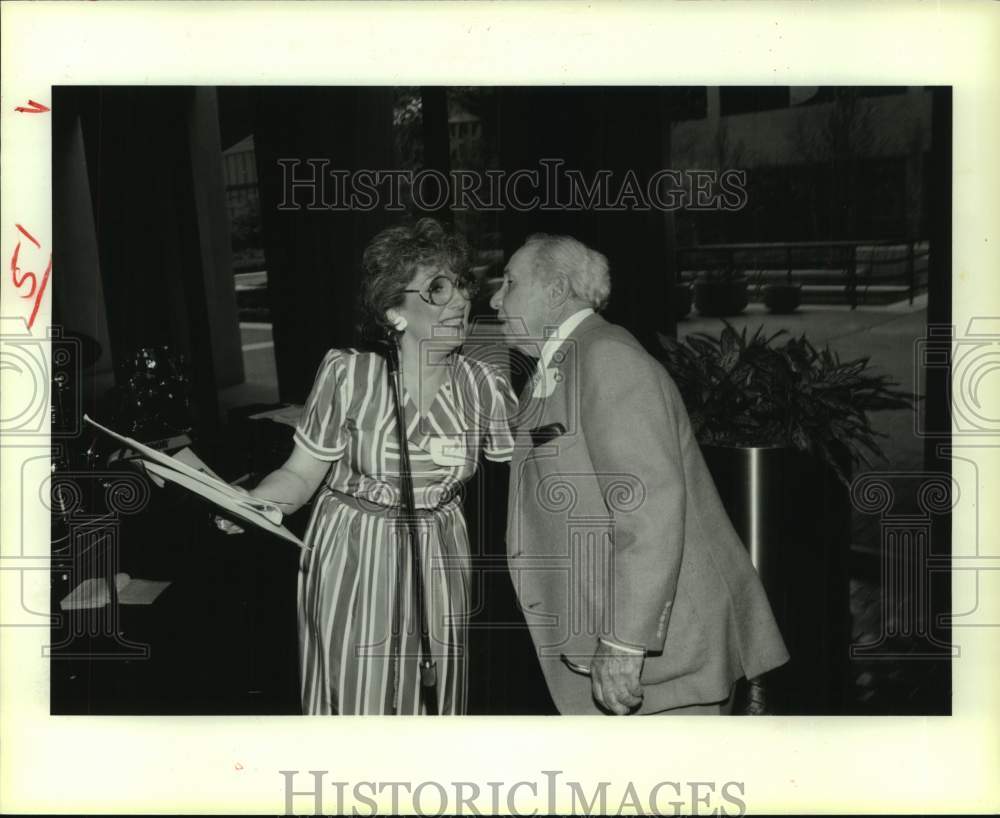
[387,310,408,332]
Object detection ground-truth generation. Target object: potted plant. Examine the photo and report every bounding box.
[763,282,802,313]
[762,271,803,314]
[658,324,914,714]
[693,267,749,317]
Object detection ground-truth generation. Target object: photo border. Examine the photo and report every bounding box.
[2,2,998,814]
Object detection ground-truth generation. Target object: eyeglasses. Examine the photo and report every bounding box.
[403,274,479,307]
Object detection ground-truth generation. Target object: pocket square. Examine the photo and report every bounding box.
[529,422,566,449]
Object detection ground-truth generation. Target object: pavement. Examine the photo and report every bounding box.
[219,323,279,411]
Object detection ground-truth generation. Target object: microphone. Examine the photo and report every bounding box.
[366,323,403,370]
[382,327,403,374]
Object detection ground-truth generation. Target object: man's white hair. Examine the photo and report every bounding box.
[524,233,611,312]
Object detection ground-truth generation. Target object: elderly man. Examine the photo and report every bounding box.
[489,233,789,715]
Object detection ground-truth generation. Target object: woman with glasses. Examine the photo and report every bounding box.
[227,218,515,715]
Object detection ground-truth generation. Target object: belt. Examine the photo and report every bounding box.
[326,487,460,516]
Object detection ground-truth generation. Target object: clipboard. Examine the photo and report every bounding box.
[83,415,307,549]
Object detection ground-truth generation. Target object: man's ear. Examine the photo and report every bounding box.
[547,274,570,307]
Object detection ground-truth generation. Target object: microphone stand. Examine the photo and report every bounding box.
[384,334,439,716]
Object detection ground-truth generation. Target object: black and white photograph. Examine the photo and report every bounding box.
[2,3,998,816]
[45,82,953,720]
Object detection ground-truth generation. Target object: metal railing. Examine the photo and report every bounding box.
[677,239,930,308]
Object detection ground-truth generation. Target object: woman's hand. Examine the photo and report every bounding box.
[213,485,249,535]
[213,447,329,536]
[214,516,245,535]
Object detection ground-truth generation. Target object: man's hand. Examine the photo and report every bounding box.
[591,640,644,715]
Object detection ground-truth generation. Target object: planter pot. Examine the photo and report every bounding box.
[700,444,852,715]
[672,283,693,321]
[694,278,748,317]
[764,282,802,314]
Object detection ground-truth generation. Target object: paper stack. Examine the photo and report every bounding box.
[83,415,305,549]
[60,573,172,610]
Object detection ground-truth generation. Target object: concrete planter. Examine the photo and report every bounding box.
[694,277,749,317]
[763,282,803,314]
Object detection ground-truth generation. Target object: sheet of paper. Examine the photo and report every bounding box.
[84,415,282,525]
[116,578,172,606]
[171,446,225,482]
[142,459,306,549]
[248,403,303,428]
[59,574,173,609]
[59,573,130,610]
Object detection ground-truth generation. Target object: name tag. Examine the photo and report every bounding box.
[429,436,469,467]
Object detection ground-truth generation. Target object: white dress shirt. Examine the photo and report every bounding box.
[531,308,594,399]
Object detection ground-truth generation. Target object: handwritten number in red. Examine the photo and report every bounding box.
[10,224,51,330]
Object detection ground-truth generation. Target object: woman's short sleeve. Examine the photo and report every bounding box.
[294,349,350,461]
[480,364,517,463]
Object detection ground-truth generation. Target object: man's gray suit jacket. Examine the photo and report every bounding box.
[506,313,790,714]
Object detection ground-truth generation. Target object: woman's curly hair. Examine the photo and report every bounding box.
[357,217,472,341]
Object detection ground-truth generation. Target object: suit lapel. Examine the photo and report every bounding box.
[509,313,607,478]
[515,314,604,406]
[517,369,538,408]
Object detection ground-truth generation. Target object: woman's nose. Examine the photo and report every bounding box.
[489,287,502,311]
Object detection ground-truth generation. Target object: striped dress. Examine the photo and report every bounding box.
[294,348,515,715]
